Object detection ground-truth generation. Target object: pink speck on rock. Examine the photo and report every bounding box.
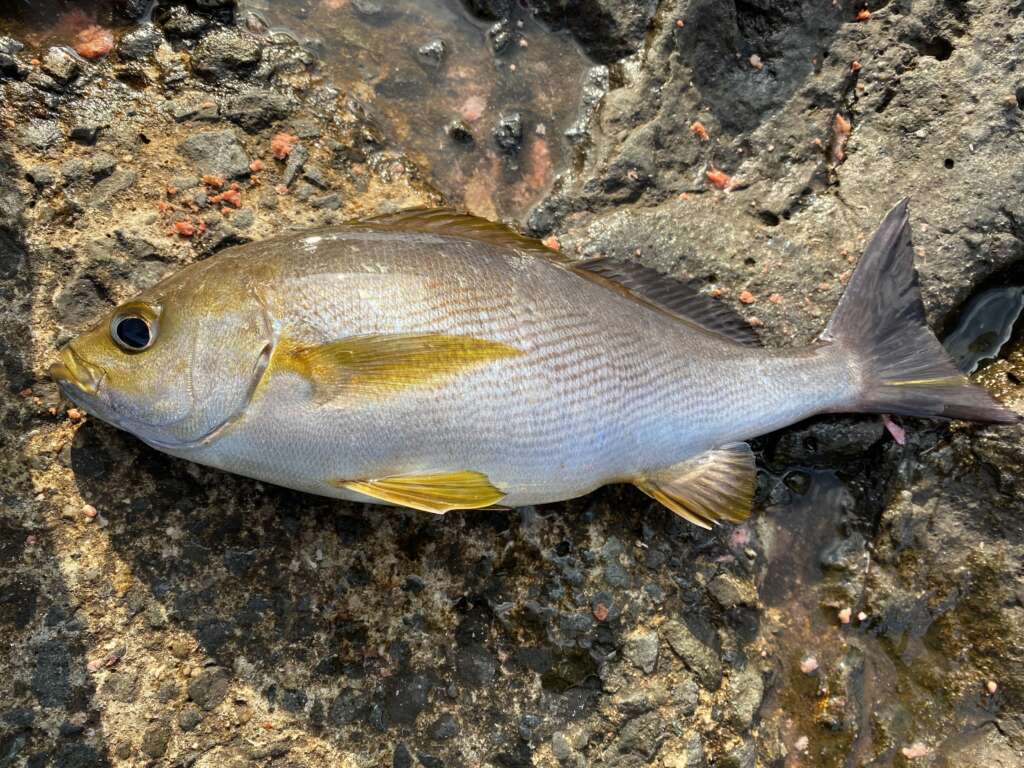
[838,607,852,624]
[882,414,906,445]
[901,743,932,759]
[460,95,487,124]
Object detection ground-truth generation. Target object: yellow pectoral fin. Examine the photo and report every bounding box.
[272,332,521,401]
[635,443,756,529]
[331,470,506,514]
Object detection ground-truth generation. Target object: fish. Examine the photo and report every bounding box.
[50,201,1019,527]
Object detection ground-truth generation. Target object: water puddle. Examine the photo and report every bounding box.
[240,0,592,222]
[2,0,593,224]
[944,286,1024,374]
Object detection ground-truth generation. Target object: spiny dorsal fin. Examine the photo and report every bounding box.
[635,443,756,529]
[573,258,762,347]
[270,332,521,402]
[352,208,571,261]
[331,471,506,514]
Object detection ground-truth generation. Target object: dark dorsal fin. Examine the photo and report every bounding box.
[353,208,571,262]
[573,258,762,347]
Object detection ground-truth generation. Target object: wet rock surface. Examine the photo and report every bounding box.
[1,1,1022,767]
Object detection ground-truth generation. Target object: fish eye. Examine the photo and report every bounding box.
[112,314,154,352]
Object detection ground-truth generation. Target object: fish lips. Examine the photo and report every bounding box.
[50,345,105,400]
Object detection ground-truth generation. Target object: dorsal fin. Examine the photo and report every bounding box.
[573,258,761,347]
[352,208,571,261]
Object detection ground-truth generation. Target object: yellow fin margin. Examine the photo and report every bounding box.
[332,470,506,514]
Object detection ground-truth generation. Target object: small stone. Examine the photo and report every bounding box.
[70,123,103,145]
[838,607,852,624]
[117,24,164,60]
[800,656,819,674]
[738,290,756,305]
[222,89,294,132]
[82,504,97,519]
[141,720,171,758]
[487,20,512,54]
[187,667,229,711]
[177,703,202,732]
[190,28,262,80]
[857,611,868,622]
[428,713,459,740]
[749,53,764,70]
[623,630,659,674]
[179,130,252,180]
[446,120,474,145]
[311,192,341,210]
[986,680,998,694]
[393,743,413,768]
[26,166,57,188]
[417,39,448,68]
[707,572,757,609]
[551,731,573,760]
[42,47,80,83]
[493,112,523,154]
[794,735,809,752]
[662,620,722,689]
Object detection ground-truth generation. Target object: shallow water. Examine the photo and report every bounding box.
[2,0,592,224]
[242,0,592,223]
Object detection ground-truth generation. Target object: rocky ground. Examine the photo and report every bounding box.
[1,1,1023,767]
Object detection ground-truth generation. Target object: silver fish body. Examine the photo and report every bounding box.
[52,205,1016,524]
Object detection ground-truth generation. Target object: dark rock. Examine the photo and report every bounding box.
[188,667,229,711]
[417,39,448,68]
[662,620,722,690]
[26,166,56,189]
[41,47,80,83]
[393,743,413,768]
[282,144,309,187]
[311,193,341,210]
[157,6,210,39]
[171,98,219,123]
[52,744,104,768]
[493,112,523,154]
[31,640,72,707]
[177,703,203,731]
[222,89,295,132]
[487,21,512,55]
[461,0,511,20]
[69,122,103,145]
[191,28,262,79]
[382,671,432,725]
[224,547,257,576]
[429,713,460,740]
[117,24,164,60]
[88,170,137,209]
[113,0,151,21]
[141,720,172,758]
[101,671,140,703]
[708,573,757,610]
[623,630,659,674]
[179,130,251,179]
[530,0,657,64]
[728,666,764,729]
[302,165,330,189]
[0,51,29,81]
[446,120,474,145]
[454,643,497,686]
[328,689,367,725]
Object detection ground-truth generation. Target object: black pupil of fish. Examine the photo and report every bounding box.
[116,317,151,349]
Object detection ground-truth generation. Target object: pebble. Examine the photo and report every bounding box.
[838,607,852,624]
[417,39,448,68]
[800,656,819,674]
[82,504,98,519]
[986,680,998,694]
[41,47,80,83]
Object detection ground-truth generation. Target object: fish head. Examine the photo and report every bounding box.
[50,259,274,449]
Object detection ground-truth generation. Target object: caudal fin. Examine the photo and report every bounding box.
[823,200,1019,424]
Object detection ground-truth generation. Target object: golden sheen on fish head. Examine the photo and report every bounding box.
[50,258,273,449]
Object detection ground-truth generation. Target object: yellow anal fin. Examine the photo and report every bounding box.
[634,443,756,529]
[331,470,506,514]
[273,332,521,401]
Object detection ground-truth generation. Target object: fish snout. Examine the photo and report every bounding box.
[50,346,104,396]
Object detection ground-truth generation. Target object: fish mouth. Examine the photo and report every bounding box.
[49,345,105,397]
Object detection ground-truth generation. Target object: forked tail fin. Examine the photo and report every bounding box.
[823,200,1019,423]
